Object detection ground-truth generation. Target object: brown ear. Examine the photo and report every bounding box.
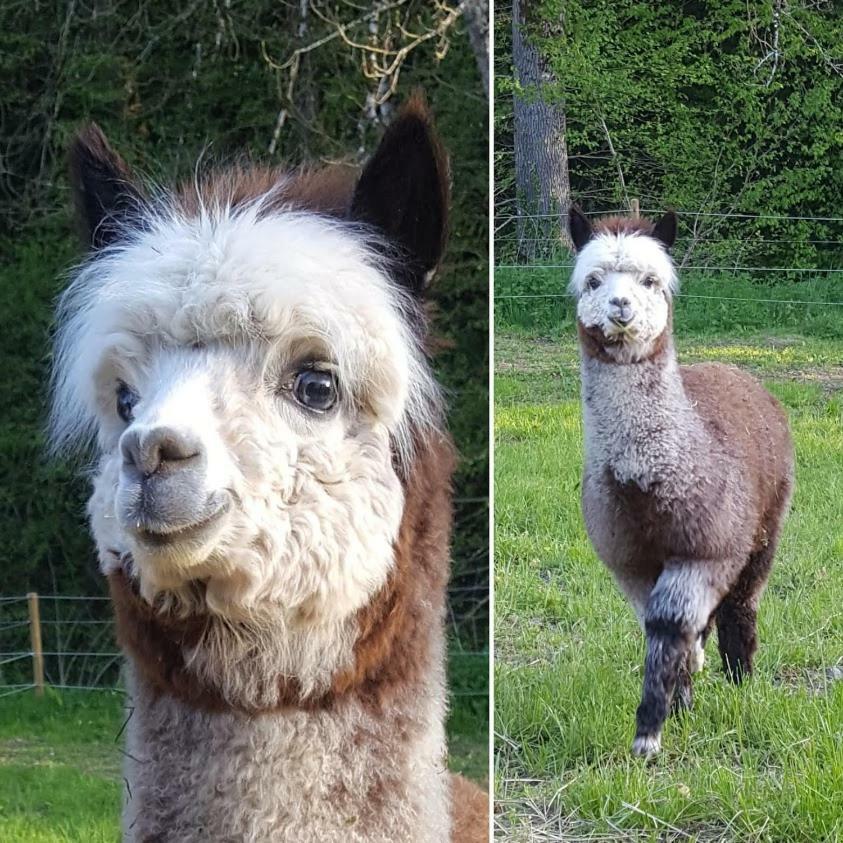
[69,124,145,250]
[652,211,677,249]
[349,92,449,295]
[568,204,593,251]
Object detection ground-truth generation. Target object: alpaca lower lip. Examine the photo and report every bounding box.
[134,500,230,546]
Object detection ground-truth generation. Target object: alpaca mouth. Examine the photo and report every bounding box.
[606,318,638,340]
[134,498,231,547]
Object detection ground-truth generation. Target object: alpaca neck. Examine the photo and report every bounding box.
[122,637,450,843]
[580,332,707,491]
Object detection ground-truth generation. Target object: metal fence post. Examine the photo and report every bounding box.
[27,592,44,696]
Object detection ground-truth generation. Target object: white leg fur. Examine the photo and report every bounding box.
[689,636,706,674]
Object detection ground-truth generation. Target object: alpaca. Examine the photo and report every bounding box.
[49,98,488,842]
[568,206,794,757]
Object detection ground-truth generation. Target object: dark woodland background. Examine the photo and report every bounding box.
[0,3,489,657]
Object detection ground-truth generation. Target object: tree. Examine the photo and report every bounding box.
[463,0,490,96]
[511,0,570,258]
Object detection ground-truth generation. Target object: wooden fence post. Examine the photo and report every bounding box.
[630,198,640,219]
[27,592,44,697]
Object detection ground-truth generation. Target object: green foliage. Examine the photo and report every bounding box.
[0,4,488,654]
[496,1,843,268]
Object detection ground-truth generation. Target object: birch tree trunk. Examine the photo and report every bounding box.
[511,0,570,258]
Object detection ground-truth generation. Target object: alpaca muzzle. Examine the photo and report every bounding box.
[117,424,227,546]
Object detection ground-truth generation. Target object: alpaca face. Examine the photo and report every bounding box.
[568,210,678,361]
[53,101,448,626]
[70,210,431,621]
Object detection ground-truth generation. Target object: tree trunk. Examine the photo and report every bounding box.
[462,0,489,97]
[511,0,570,259]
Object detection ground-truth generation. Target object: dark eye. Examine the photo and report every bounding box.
[116,381,138,423]
[586,275,602,291]
[293,369,338,413]
[643,275,657,288]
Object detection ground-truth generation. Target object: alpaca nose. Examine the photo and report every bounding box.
[121,427,203,477]
[609,297,634,325]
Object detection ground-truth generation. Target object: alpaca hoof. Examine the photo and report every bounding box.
[631,734,661,757]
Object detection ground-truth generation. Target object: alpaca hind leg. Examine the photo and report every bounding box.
[716,545,775,682]
[633,563,725,756]
[718,486,790,682]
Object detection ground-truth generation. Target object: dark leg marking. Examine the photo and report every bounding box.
[633,616,690,755]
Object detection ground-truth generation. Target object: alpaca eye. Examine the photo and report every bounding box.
[116,381,138,423]
[643,275,657,289]
[586,275,602,291]
[293,370,338,413]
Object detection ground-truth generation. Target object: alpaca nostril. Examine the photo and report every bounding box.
[610,297,631,308]
[121,427,203,477]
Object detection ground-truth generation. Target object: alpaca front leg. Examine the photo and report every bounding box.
[632,564,722,756]
[689,616,714,674]
[670,654,693,714]
[632,615,691,756]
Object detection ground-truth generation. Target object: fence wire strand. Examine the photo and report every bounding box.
[495,292,843,306]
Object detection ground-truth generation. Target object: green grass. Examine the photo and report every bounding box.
[494,323,843,841]
[0,690,123,842]
[0,657,487,841]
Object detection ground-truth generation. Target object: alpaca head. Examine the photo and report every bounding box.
[568,207,678,361]
[51,100,448,627]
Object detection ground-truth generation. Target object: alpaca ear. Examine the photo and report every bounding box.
[652,211,677,249]
[69,124,145,250]
[568,204,593,251]
[349,93,449,296]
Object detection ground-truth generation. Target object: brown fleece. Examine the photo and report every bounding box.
[593,215,658,238]
[175,163,359,218]
[334,433,455,709]
[450,774,490,843]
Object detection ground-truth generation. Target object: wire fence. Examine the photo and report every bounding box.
[496,209,843,222]
[495,207,843,331]
[0,590,488,702]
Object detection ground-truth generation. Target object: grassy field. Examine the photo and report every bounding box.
[494,320,843,841]
[0,655,487,841]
